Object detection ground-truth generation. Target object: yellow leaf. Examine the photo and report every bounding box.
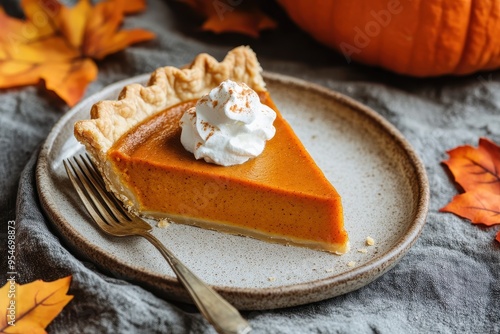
[0,9,26,43]
[123,0,147,14]
[0,59,98,106]
[20,0,60,40]
[58,0,92,48]
[0,0,155,106]
[83,0,155,59]
[83,0,126,55]
[7,36,79,63]
[0,61,42,86]
[42,59,99,106]
[0,276,73,333]
[89,29,156,60]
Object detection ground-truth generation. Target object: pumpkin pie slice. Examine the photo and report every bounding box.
[74,46,349,254]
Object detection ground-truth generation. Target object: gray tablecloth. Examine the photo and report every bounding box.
[1,0,499,333]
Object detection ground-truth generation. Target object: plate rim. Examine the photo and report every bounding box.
[36,71,429,310]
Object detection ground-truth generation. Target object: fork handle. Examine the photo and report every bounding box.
[139,232,251,334]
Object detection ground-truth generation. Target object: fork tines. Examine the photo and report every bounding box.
[64,154,130,231]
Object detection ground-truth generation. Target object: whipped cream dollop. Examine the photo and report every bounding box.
[179,80,276,166]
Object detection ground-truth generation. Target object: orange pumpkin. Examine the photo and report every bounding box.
[277,0,500,77]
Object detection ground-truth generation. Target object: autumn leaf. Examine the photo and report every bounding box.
[442,137,500,194]
[123,0,147,14]
[0,276,73,333]
[441,137,500,243]
[180,0,277,38]
[441,190,500,226]
[0,0,155,106]
[82,0,155,60]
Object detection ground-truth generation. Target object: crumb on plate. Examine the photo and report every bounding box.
[366,236,375,246]
[157,218,171,228]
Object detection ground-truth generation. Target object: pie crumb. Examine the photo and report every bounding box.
[325,268,334,273]
[347,261,356,267]
[157,218,171,228]
[268,276,276,282]
[357,248,368,254]
[366,236,375,246]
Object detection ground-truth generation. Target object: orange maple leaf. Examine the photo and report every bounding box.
[441,190,500,226]
[0,276,73,333]
[441,137,500,243]
[180,0,277,38]
[442,137,500,194]
[0,0,155,106]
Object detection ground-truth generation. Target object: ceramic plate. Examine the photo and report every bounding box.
[36,72,429,310]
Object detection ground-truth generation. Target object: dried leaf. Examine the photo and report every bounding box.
[181,0,277,38]
[21,0,60,39]
[0,276,73,333]
[440,190,500,227]
[0,0,155,106]
[81,0,155,59]
[443,137,500,194]
[57,0,93,48]
[123,0,147,14]
[0,58,98,104]
[441,137,500,243]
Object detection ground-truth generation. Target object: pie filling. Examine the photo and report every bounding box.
[107,92,349,254]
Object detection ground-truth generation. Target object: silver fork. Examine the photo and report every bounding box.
[64,154,251,334]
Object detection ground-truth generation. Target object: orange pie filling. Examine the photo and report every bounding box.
[107,92,349,253]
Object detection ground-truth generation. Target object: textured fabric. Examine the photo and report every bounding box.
[1,0,500,333]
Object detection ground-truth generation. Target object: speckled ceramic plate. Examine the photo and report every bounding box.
[36,72,429,310]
